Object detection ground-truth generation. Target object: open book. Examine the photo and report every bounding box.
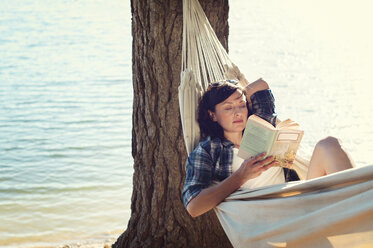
[238,115,304,169]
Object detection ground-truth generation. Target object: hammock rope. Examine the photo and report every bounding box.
[180,0,238,154]
[181,0,232,91]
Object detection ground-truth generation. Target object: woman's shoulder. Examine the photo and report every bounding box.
[188,137,229,166]
[197,136,229,150]
[189,137,218,156]
[190,136,233,159]
[194,137,213,154]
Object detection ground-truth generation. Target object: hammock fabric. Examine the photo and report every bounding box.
[215,165,373,248]
[179,0,373,247]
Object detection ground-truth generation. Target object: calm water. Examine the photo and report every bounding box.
[0,0,132,247]
[0,0,372,247]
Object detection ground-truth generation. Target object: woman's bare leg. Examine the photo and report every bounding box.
[307,136,354,179]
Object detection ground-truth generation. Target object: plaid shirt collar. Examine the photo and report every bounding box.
[211,136,234,148]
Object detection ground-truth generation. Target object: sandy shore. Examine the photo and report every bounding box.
[58,237,116,248]
[24,236,118,248]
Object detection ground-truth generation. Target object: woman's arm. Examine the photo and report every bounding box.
[186,170,242,218]
[244,78,269,110]
[186,153,276,217]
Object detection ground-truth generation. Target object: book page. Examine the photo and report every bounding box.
[271,130,304,168]
[238,120,276,160]
[250,114,276,130]
[276,118,300,130]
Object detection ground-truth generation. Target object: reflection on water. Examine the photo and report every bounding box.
[0,0,132,247]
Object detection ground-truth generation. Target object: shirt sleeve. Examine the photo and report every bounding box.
[250,89,277,126]
[182,144,214,207]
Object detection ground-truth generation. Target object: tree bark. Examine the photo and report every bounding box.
[114,0,231,247]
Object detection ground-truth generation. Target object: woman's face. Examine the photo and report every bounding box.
[209,89,248,137]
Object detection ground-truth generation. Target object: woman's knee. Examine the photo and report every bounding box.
[316,136,341,150]
[315,136,354,171]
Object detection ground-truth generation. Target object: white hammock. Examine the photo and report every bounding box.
[179,0,373,247]
[179,0,234,155]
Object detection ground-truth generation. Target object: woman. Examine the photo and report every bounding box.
[182,78,354,218]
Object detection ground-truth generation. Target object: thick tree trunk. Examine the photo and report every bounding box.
[114,0,231,247]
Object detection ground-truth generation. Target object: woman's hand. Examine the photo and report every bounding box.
[186,152,277,218]
[234,152,278,185]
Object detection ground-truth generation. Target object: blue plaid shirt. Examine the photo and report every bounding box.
[182,89,277,207]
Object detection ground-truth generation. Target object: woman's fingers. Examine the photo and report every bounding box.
[261,160,279,170]
[246,153,274,167]
[239,153,279,182]
[255,155,275,167]
[247,152,267,164]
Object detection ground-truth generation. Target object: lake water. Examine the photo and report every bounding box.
[0,0,132,247]
[0,0,372,247]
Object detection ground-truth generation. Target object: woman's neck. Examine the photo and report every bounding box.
[224,132,242,148]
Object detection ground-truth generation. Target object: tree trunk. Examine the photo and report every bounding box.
[114,0,231,247]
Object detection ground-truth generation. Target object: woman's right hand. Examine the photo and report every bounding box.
[235,152,278,185]
[186,153,277,218]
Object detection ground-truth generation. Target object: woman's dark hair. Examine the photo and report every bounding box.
[198,81,251,139]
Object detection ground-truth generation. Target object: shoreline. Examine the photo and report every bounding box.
[2,234,120,248]
[58,237,116,248]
